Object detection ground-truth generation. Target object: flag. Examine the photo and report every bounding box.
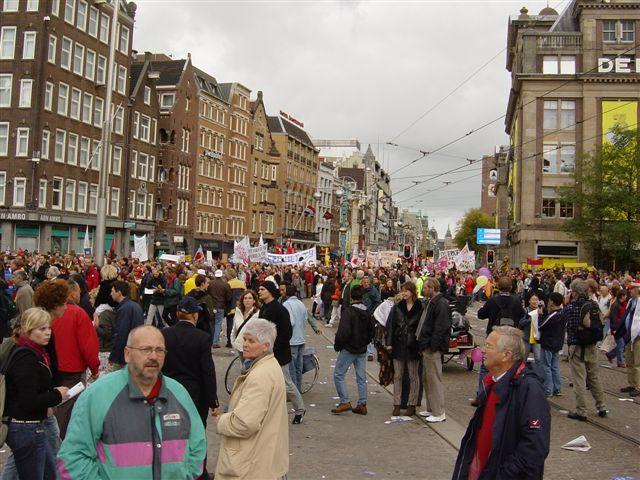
[275,244,283,254]
[323,210,334,220]
[193,245,204,262]
[303,205,316,217]
[258,234,265,247]
[286,240,295,254]
[527,257,543,266]
[108,236,115,258]
[83,225,92,254]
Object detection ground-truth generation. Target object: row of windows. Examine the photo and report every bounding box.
[198,158,224,181]
[195,213,223,235]
[177,165,191,190]
[176,198,189,227]
[603,20,635,43]
[199,100,227,125]
[2,0,39,13]
[227,191,246,212]
[542,191,574,219]
[0,75,32,108]
[228,139,248,161]
[197,186,224,208]
[251,212,275,234]
[252,159,278,181]
[128,190,155,221]
[130,150,156,182]
[230,114,249,137]
[226,216,245,237]
[199,128,225,152]
[285,161,316,186]
[133,111,157,145]
[0,27,36,60]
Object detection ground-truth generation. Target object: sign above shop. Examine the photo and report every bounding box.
[597,57,639,74]
[203,149,222,160]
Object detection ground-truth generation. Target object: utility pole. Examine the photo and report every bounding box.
[94,0,120,265]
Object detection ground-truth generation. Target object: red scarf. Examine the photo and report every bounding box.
[16,336,51,367]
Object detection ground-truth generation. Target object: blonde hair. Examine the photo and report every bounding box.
[20,308,51,336]
[101,264,118,280]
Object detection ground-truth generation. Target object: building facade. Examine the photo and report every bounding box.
[315,161,334,248]
[479,146,508,219]
[501,1,639,265]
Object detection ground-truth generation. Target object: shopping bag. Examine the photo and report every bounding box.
[598,333,616,352]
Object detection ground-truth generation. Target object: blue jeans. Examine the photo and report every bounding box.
[333,350,367,406]
[607,336,625,365]
[5,420,57,480]
[289,344,305,393]
[3,416,60,480]
[540,348,562,395]
[211,309,225,344]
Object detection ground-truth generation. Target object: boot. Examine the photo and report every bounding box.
[405,406,416,416]
[392,405,401,416]
[331,402,352,414]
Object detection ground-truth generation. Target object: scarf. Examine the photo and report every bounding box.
[16,335,51,367]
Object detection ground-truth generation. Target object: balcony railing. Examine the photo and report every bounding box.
[536,33,582,50]
[283,229,319,242]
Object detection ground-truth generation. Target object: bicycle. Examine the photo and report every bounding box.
[224,346,320,395]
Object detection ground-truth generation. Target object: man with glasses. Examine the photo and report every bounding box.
[58,325,207,479]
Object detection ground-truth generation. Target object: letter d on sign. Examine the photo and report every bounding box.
[597,58,614,73]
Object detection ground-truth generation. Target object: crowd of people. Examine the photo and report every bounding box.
[0,248,638,479]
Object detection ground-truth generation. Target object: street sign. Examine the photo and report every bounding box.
[124,222,136,229]
[477,228,501,245]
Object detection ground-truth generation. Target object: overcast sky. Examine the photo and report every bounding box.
[133,0,570,238]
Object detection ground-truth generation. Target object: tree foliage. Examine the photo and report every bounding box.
[559,127,640,270]
[454,208,494,251]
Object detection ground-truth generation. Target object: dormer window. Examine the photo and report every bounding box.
[603,20,635,43]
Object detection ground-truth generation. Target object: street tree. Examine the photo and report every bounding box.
[454,208,494,252]
[559,127,640,270]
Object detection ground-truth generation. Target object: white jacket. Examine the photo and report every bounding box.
[230,307,259,352]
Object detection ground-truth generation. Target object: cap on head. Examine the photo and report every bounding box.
[178,296,203,313]
[214,269,223,278]
[261,281,280,299]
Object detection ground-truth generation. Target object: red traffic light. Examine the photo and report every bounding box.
[487,250,495,264]
[403,245,412,259]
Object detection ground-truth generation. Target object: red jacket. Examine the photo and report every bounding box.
[86,266,100,292]
[52,303,100,376]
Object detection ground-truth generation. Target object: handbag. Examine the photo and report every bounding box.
[598,333,616,353]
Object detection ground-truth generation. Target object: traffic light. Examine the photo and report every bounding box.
[487,249,495,265]
[403,245,412,259]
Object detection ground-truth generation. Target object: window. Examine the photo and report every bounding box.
[138,153,148,180]
[140,115,150,142]
[77,181,87,212]
[61,37,72,70]
[79,136,89,167]
[72,43,84,75]
[52,177,63,209]
[16,128,29,157]
[604,20,635,43]
[3,0,18,11]
[94,97,103,127]
[64,0,75,24]
[22,32,36,59]
[57,82,69,116]
[18,79,32,108]
[99,13,109,43]
[0,74,11,107]
[0,123,7,156]
[67,133,78,165]
[96,55,106,84]
[41,130,50,159]
[48,35,57,64]
[116,65,126,94]
[561,100,575,129]
[38,179,47,208]
[13,177,26,207]
[130,150,137,178]
[70,87,81,119]
[133,111,139,139]
[27,0,39,10]
[560,144,575,173]
[54,129,66,162]
[621,20,635,42]
[271,165,277,181]
[144,86,151,105]
[160,93,175,109]
[543,99,575,130]
[84,49,95,81]
[44,81,53,111]
[88,184,97,213]
[181,128,190,153]
[136,192,146,219]
[82,92,92,124]
[51,0,59,16]
[65,179,75,211]
[109,187,119,216]
[0,172,5,205]
[113,104,123,134]
[146,193,153,220]
[91,139,100,170]
[76,0,87,30]
[0,27,16,60]
[112,145,121,175]
[559,200,574,219]
[149,156,155,182]
[119,25,129,53]
[88,6,98,37]
[542,55,575,74]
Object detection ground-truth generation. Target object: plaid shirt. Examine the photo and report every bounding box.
[565,297,588,346]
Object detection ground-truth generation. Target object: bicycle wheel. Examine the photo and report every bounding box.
[300,355,319,394]
[225,355,243,395]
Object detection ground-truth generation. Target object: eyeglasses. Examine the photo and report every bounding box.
[126,346,168,356]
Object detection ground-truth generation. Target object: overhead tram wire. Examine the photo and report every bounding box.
[391,98,639,198]
[393,165,483,181]
[387,42,640,178]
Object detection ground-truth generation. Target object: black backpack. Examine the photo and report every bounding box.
[496,295,515,327]
[576,300,604,345]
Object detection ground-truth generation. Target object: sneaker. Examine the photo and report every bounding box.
[470,398,481,407]
[352,404,367,415]
[567,412,587,421]
[597,409,609,418]
[418,410,432,418]
[617,363,627,368]
[292,410,306,424]
[367,354,374,362]
[629,389,640,397]
[331,402,352,414]
[425,413,446,423]
[553,390,563,397]
[620,386,634,393]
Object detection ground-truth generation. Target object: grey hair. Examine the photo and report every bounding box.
[66,279,79,290]
[242,318,277,351]
[126,325,163,346]
[46,266,60,278]
[570,279,588,299]
[492,326,525,361]
[12,270,27,281]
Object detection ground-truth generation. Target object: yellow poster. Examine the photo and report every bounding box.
[602,100,637,143]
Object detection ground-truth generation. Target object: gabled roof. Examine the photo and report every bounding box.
[151,59,187,87]
[217,83,233,103]
[267,116,315,148]
[194,67,228,104]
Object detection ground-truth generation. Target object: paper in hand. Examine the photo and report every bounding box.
[60,382,85,404]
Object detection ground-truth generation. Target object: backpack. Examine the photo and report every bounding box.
[0,293,17,323]
[0,345,27,447]
[576,300,604,345]
[497,295,515,327]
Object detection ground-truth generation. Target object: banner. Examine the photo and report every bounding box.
[453,243,475,271]
[265,247,317,266]
[133,234,148,262]
[232,236,251,265]
[366,250,381,267]
[379,250,400,268]
[206,250,213,266]
[438,249,460,270]
[249,244,268,263]
[83,225,92,255]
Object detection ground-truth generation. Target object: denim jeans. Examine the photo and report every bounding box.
[281,363,305,415]
[607,336,625,365]
[540,348,562,395]
[5,420,57,480]
[3,416,60,480]
[211,309,225,344]
[524,342,541,365]
[333,350,367,406]
[289,344,305,393]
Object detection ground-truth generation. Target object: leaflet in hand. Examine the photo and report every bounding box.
[60,382,85,404]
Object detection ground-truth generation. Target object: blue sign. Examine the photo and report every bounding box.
[477,228,501,245]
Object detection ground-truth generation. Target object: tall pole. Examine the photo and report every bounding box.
[94,0,120,265]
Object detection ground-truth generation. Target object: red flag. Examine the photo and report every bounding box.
[526,257,543,266]
[323,210,334,220]
[286,240,295,254]
[275,244,283,254]
[108,236,115,256]
[193,245,204,262]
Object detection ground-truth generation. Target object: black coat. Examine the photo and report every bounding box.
[334,303,375,355]
[162,321,219,415]
[478,293,526,335]
[259,300,292,366]
[386,300,423,360]
[416,294,451,353]
[538,309,567,352]
[452,362,550,480]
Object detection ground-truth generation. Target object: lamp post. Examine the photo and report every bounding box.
[94,0,120,266]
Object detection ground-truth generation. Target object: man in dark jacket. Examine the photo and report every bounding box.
[453,326,550,480]
[109,281,144,368]
[143,267,166,327]
[208,270,232,348]
[416,277,451,422]
[258,281,305,424]
[187,274,215,338]
[538,292,567,397]
[332,285,374,415]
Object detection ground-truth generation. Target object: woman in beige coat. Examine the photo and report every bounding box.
[215,318,289,480]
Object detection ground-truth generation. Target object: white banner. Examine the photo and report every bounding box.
[438,249,460,270]
[249,244,268,263]
[206,250,213,266]
[232,236,251,265]
[379,250,400,267]
[134,234,148,262]
[265,247,317,266]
